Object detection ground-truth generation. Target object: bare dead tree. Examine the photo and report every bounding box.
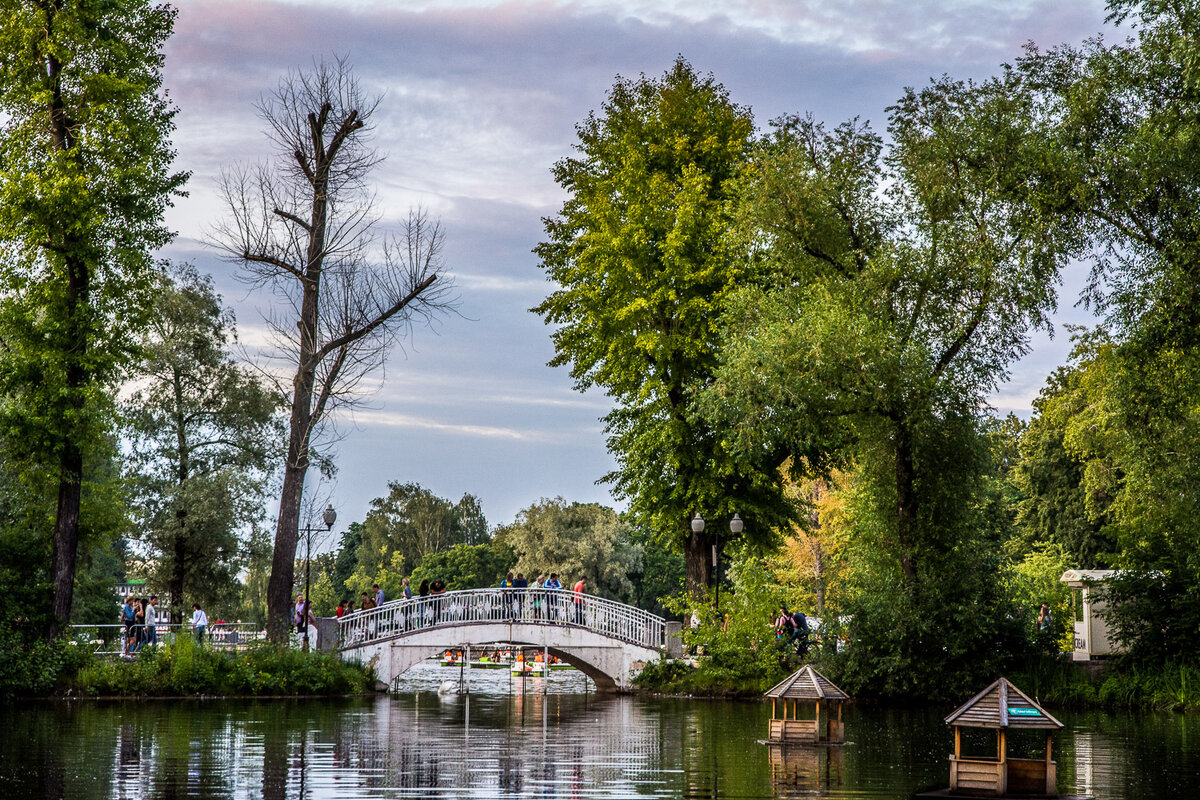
[210,57,455,642]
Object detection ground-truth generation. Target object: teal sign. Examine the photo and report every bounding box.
[1008,707,1042,717]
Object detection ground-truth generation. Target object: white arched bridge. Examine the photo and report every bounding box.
[336,588,672,691]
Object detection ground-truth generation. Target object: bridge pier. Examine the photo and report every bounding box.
[341,621,661,692]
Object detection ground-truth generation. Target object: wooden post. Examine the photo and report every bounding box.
[998,729,1008,796]
[815,699,822,741]
[954,727,961,759]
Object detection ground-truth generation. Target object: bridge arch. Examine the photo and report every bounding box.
[337,589,667,692]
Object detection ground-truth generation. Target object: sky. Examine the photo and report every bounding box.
[159,0,1115,537]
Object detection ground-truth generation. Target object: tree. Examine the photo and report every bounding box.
[699,77,1086,695]
[408,541,516,593]
[498,498,642,603]
[211,58,455,640]
[534,58,790,599]
[123,264,281,621]
[349,482,489,581]
[1013,0,1200,662]
[0,0,187,638]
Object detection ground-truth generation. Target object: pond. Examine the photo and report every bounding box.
[2,662,1196,799]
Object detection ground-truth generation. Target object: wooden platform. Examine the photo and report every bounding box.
[915,790,1090,800]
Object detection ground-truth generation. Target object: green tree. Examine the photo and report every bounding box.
[498,498,642,602]
[351,482,489,580]
[330,521,364,593]
[1011,364,1114,568]
[124,264,280,621]
[533,58,791,600]
[408,541,516,592]
[626,521,685,616]
[1015,0,1200,662]
[0,0,186,638]
[700,77,1084,695]
[211,58,454,641]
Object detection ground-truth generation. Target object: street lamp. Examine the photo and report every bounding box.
[301,503,337,652]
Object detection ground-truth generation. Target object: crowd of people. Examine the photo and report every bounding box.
[117,596,211,655]
[119,595,159,655]
[332,572,594,639]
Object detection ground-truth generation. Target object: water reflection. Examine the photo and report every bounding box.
[0,667,1197,800]
[766,744,843,796]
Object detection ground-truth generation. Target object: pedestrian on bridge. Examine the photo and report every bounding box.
[573,577,586,625]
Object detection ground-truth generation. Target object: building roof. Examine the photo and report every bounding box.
[1060,569,1117,586]
[763,665,849,701]
[944,677,1062,730]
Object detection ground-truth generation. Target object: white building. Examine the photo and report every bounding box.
[1059,569,1126,661]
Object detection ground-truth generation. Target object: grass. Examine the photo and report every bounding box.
[65,637,378,698]
[1010,655,1200,713]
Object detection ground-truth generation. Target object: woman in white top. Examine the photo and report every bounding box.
[191,603,208,644]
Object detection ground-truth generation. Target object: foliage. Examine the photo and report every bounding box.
[348,482,489,580]
[124,264,281,620]
[533,57,793,596]
[0,0,186,636]
[698,72,1088,698]
[331,521,364,592]
[625,521,685,616]
[69,638,375,697]
[1000,542,1073,654]
[0,622,92,699]
[1011,370,1114,568]
[408,541,516,593]
[497,498,642,602]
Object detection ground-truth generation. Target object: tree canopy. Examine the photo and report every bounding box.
[534,57,791,598]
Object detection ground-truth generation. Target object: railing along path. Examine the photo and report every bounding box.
[337,587,665,651]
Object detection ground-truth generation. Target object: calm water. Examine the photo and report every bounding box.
[2,662,1196,799]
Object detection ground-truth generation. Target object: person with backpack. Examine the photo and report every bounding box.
[791,609,809,656]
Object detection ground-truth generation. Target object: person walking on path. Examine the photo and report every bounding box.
[131,599,145,654]
[514,572,529,620]
[294,595,305,633]
[192,603,208,644]
[374,584,385,608]
[545,573,563,622]
[572,577,586,625]
[120,596,135,655]
[145,596,159,648]
[430,578,446,624]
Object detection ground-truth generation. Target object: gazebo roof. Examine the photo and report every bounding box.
[945,677,1062,730]
[764,665,849,701]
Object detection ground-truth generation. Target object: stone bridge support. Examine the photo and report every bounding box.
[341,621,662,692]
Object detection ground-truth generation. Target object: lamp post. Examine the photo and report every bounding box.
[691,513,707,611]
[301,503,337,652]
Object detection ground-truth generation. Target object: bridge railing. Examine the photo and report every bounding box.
[337,587,666,651]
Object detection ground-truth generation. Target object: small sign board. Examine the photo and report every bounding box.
[1007,707,1042,717]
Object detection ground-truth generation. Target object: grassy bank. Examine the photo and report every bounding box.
[1,628,378,699]
[637,650,1200,713]
[1010,656,1200,713]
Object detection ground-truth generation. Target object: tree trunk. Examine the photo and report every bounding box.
[266,419,311,643]
[45,29,88,642]
[684,522,712,605]
[895,420,919,597]
[170,521,186,625]
[48,444,82,639]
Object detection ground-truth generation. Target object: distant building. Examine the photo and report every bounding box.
[1060,569,1126,661]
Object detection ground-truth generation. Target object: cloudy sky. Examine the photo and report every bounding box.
[160,0,1114,534]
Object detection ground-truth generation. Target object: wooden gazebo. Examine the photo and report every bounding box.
[943,677,1062,797]
[762,665,849,744]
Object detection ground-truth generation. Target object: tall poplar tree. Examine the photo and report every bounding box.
[534,58,791,599]
[0,0,186,638]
